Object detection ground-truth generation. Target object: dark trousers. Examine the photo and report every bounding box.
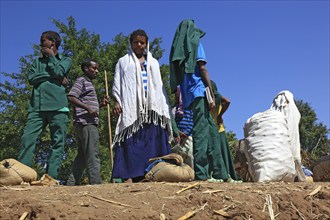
[67,124,101,185]
[18,111,68,179]
[191,97,228,180]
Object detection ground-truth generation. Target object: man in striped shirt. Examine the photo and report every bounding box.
[66,58,108,185]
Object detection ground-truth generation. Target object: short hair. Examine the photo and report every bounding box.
[41,31,61,49]
[129,29,149,44]
[81,58,97,72]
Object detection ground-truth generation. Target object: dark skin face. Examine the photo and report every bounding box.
[84,62,99,80]
[131,35,147,59]
[40,34,56,57]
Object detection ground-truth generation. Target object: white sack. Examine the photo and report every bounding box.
[244,109,296,182]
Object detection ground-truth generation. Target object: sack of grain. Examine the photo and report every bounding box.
[244,110,296,182]
[0,158,37,185]
[145,153,195,182]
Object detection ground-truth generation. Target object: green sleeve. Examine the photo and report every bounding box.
[47,56,72,79]
[27,60,51,86]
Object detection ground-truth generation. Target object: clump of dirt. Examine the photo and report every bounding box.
[1,182,329,219]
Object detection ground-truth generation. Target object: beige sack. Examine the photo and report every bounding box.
[0,162,23,186]
[0,159,37,186]
[145,153,195,182]
[31,174,59,186]
[312,155,330,182]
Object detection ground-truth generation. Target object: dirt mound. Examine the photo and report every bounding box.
[1,182,329,219]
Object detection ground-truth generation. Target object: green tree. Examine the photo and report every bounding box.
[295,99,329,167]
[0,16,170,183]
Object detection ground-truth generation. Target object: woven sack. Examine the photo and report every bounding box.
[145,153,194,182]
[312,155,330,182]
[244,110,296,182]
[0,158,37,185]
[0,161,23,186]
[31,174,59,186]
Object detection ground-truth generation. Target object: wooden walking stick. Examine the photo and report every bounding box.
[104,70,114,175]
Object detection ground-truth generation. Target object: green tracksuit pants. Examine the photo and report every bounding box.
[18,111,68,179]
[191,97,229,180]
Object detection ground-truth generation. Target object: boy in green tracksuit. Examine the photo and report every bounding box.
[170,20,229,181]
[18,30,72,179]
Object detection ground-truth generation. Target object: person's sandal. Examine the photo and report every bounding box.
[207,177,224,183]
[226,178,243,183]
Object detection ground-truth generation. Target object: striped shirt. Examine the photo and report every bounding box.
[68,75,99,125]
[141,60,147,98]
[175,109,194,136]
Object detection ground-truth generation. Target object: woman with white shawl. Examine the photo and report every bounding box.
[112,29,172,183]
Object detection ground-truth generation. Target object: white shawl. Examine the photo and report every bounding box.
[112,50,172,144]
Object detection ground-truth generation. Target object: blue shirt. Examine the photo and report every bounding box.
[175,109,194,136]
[180,43,207,108]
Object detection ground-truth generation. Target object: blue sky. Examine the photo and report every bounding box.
[1,1,329,140]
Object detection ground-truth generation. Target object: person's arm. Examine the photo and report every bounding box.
[47,56,73,81]
[198,61,215,110]
[217,96,231,125]
[112,60,123,117]
[113,100,122,117]
[27,59,51,86]
[68,95,98,117]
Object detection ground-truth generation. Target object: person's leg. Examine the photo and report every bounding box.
[67,124,86,186]
[47,111,68,179]
[18,111,46,166]
[219,131,238,180]
[191,98,210,180]
[207,113,228,180]
[83,124,102,185]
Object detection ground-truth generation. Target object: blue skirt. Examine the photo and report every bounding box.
[112,123,171,179]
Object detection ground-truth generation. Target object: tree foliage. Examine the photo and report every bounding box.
[295,99,330,167]
[0,16,173,183]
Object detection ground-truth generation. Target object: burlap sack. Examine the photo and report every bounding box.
[0,158,37,186]
[312,155,330,182]
[171,136,194,168]
[145,153,195,182]
[0,162,23,186]
[233,139,253,182]
[31,174,59,186]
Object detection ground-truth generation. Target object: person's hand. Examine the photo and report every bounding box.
[87,107,98,117]
[100,96,109,107]
[174,135,181,144]
[179,131,188,139]
[59,77,68,86]
[113,102,122,117]
[41,46,55,57]
[208,100,215,111]
[217,115,223,125]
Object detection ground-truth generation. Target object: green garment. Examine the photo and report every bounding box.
[19,53,72,179]
[27,54,72,111]
[171,117,180,138]
[210,80,239,180]
[219,131,238,180]
[191,97,229,180]
[169,19,205,92]
[18,111,68,179]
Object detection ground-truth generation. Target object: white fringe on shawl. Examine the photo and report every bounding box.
[112,50,172,145]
